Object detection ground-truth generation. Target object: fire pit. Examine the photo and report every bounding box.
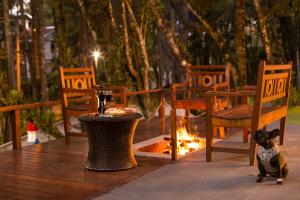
[134,135,221,159]
[134,121,221,159]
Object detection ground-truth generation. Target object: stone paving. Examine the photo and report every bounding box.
[97,123,300,200]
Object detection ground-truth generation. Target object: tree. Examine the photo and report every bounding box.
[252,0,272,63]
[125,0,150,97]
[2,0,16,88]
[149,0,188,67]
[234,0,246,86]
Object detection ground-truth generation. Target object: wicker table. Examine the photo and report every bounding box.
[79,112,142,171]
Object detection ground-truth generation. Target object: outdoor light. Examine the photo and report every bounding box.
[91,49,111,115]
[91,49,104,83]
[92,49,103,69]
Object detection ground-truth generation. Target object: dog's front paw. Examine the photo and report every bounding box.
[277,178,283,185]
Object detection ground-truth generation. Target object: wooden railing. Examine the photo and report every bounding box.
[0,88,167,151]
[0,100,61,150]
[125,88,166,135]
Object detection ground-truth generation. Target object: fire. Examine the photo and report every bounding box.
[176,123,205,155]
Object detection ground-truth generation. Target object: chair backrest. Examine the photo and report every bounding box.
[186,63,230,97]
[253,61,292,129]
[59,66,96,107]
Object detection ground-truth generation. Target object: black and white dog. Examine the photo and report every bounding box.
[253,129,288,184]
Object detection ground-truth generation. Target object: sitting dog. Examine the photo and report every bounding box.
[253,129,288,184]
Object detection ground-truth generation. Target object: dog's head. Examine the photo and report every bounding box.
[253,129,279,147]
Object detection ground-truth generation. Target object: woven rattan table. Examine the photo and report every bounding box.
[79,112,142,171]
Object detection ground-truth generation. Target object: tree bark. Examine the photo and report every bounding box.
[3,0,16,88]
[31,0,48,100]
[185,1,239,84]
[234,0,247,85]
[253,0,273,63]
[51,0,67,67]
[125,0,150,92]
[77,0,99,48]
[19,0,33,96]
[186,2,232,63]
[121,0,138,80]
[149,0,188,67]
[108,0,117,30]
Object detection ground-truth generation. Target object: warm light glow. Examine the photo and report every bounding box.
[176,120,204,155]
[92,49,103,67]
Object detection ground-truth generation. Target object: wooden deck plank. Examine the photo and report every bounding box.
[0,117,171,200]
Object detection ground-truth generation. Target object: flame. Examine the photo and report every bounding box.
[176,122,205,155]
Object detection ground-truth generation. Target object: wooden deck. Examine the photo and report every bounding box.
[0,118,171,200]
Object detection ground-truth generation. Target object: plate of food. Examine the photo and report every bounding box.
[105,107,139,116]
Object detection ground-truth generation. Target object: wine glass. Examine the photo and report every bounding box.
[98,90,106,115]
[105,90,112,110]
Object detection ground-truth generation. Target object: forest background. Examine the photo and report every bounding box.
[1,0,300,144]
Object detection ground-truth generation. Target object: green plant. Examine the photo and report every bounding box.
[47,70,60,100]
[26,109,63,139]
[37,109,63,139]
[0,89,23,106]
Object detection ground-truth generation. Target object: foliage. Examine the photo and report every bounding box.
[0,90,23,106]
[25,109,63,139]
[47,70,60,100]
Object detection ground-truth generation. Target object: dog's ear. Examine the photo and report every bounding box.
[268,129,280,139]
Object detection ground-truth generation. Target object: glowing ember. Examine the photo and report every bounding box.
[176,125,205,155]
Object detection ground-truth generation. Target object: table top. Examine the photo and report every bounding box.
[79,112,142,122]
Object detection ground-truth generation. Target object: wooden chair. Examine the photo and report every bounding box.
[206,61,292,165]
[170,63,231,160]
[59,66,97,144]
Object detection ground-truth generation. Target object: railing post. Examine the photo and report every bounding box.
[159,94,166,135]
[11,110,21,150]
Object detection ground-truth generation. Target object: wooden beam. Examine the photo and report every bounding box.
[0,100,61,112]
[11,110,21,150]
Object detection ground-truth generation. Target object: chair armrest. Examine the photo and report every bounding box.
[171,83,187,103]
[206,90,256,97]
[171,83,187,90]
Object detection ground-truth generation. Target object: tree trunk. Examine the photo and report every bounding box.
[253,0,272,63]
[19,0,33,96]
[234,0,246,86]
[125,0,151,108]
[31,0,48,100]
[185,2,239,85]
[121,0,138,80]
[51,0,67,67]
[149,0,188,67]
[77,0,99,48]
[125,0,150,92]
[108,0,117,30]
[31,0,41,99]
[2,0,15,143]
[3,0,16,88]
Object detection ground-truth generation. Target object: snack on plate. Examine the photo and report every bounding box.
[105,107,139,116]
